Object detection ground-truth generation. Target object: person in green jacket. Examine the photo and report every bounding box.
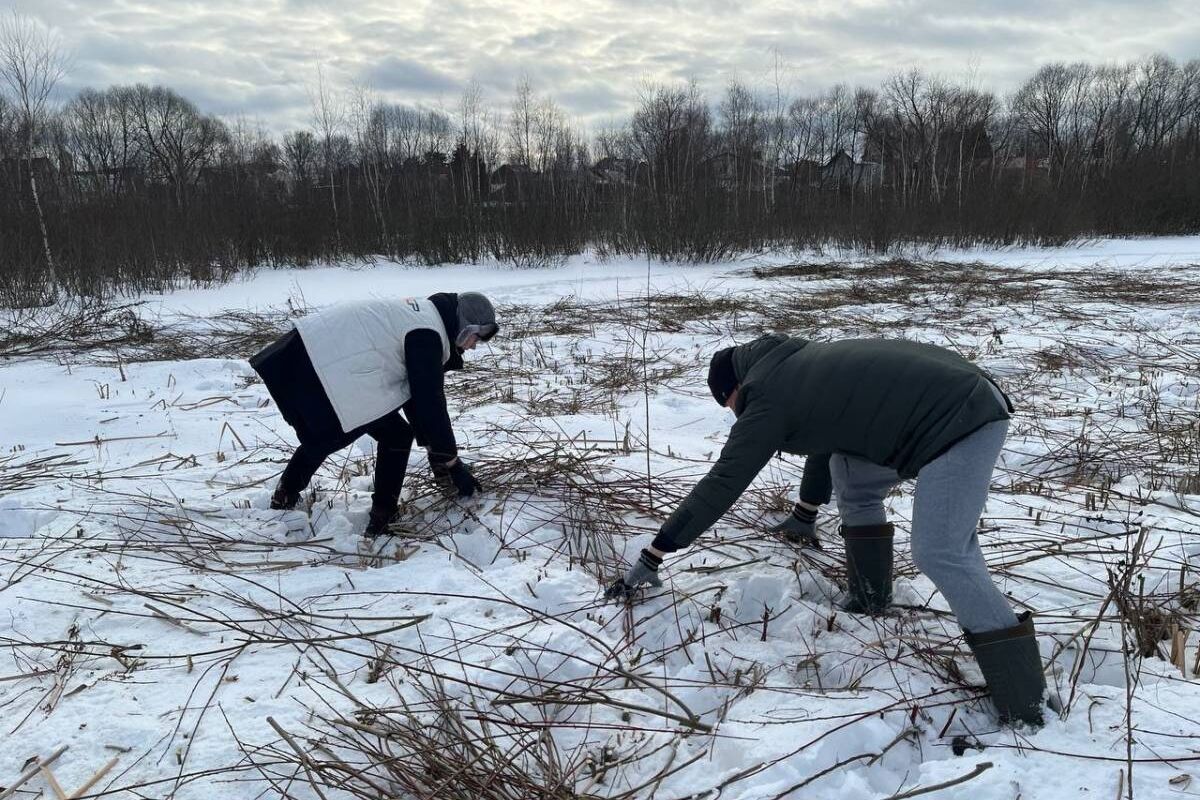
[606,333,1046,727]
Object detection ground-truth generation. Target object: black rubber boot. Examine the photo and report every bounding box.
[841,523,894,615]
[363,439,411,539]
[364,504,399,539]
[372,440,411,510]
[276,442,328,507]
[270,484,300,510]
[964,611,1046,727]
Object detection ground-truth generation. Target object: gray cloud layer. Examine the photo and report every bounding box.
[11,0,1200,133]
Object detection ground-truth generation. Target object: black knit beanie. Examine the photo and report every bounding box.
[707,346,738,406]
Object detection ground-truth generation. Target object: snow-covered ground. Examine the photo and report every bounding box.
[2,238,1199,799]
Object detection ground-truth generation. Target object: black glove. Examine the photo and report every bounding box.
[432,458,481,498]
[605,549,664,600]
[770,503,821,549]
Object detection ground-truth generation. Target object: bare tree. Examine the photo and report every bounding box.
[819,83,857,164]
[1088,63,1135,174]
[424,108,453,160]
[459,80,497,159]
[851,87,880,190]
[349,82,388,240]
[396,105,423,163]
[129,84,227,207]
[309,64,345,250]
[630,80,712,200]
[594,122,633,161]
[1012,63,1071,176]
[784,96,821,167]
[1128,55,1200,159]
[0,11,69,291]
[219,115,279,194]
[534,95,570,174]
[718,80,765,204]
[1182,59,1200,161]
[0,92,16,160]
[282,130,317,185]
[507,75,536,168]
[454,80,505,208]
[64,86,144,194]
[882,70,935,200]
[763,48,792,204]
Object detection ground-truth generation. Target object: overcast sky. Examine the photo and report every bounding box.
[12,0,1200,134]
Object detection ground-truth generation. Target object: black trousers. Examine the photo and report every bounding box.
[279,412,414,509]
[252,329,415,509]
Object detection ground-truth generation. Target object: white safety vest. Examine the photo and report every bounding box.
[294,297,451,433]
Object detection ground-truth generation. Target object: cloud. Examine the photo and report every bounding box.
[361,57,460,94]
[556,82,627,118]
[10,0,1199,136]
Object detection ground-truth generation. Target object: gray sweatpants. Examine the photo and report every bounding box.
[831,405,1017,634]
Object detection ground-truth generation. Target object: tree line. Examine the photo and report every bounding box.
[1,12,1199,304]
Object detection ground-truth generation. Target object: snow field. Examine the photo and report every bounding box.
[1,239,1199,798]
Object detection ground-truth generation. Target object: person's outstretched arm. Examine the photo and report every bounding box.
[403,328,458,465]
[654,399,786,553]
[606,399,787,599]
[404,329,481,498]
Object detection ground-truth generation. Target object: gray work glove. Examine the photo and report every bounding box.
[770,503,821,549]
[605,549,663,600]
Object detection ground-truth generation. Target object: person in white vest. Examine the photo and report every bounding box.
[249,292,499,537]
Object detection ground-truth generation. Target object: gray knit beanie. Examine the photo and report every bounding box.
[456,292,499,347]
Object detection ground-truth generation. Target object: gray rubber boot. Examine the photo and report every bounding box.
[841,523,894,615]
[964,611,1046,727]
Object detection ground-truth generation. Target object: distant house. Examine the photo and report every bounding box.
[997,155,1041,175]
[819,150,854,183]
[819,150,880,187]
[491,163,532,184]
[1,156,58,184]
[72,165,144,192]
[421,151,452,185]
[703,152,739,189]
[702,151,787,192]
[489,163,534,200]
[785,158,822,187]
[944,124,994,162]
[590,156,637,186]
[197,160,281,187]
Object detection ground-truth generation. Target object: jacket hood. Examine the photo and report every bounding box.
[732,333,792,381]
[730,334,808,414]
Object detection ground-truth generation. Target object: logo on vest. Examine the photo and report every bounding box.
[404,297,420,312]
